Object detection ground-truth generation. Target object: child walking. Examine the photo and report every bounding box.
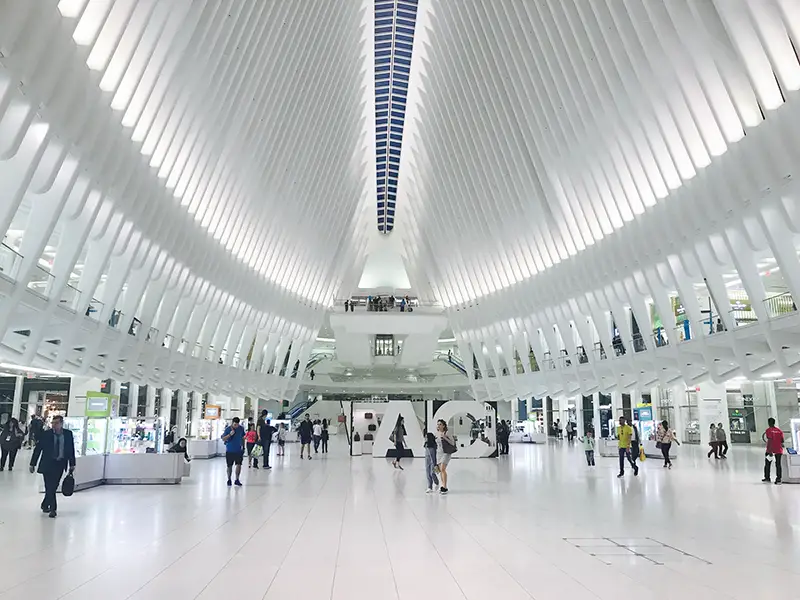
[276,424,287,456]
[580,430,596,466]
[424,433,440,493]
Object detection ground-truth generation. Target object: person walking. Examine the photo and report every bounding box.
[580,429,596,466]
[28,414,43,449]
[716,422,728,459]
[656,420,679,469]
[555,419,563,440]
[707,423,719,459]
[245,424,258,468]
[616,416,638,477]
[762,418,784,485]
[221,417,245,487]
[276,424,287,456]
[298,414,313,459]
[390,415,407,469]
[321,421,329,453]
[258,417,276,469]
[424,432,439,493]
[436,419,456,493]
[29,415,76,518]
[566,421,575,443]
[0,418,25,471]
[312,420,323,454]
[630,420,641,467]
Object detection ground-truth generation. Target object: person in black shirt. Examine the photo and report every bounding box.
[257,413,276,469]
[30,415,76,518]
[298,414,313,459]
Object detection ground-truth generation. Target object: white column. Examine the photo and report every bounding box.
[592,393,601,436]
[11,375,23,420]
[696,381,729,447]
[28,390,39,417]
[146,386,156,417]
[129,383,140,417]
[611,391,623,420]
[160,388,172,426]
[177,390,188,437]
[190,391,203,436]
[575,396,585,438]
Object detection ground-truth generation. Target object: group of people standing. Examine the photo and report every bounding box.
[389,415,456,494]
[297,414,329,458]
[496,420,511,455]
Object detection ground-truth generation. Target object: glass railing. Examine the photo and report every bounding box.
[697,317,726,336]
[652,329,669,348]
[674,322,691,342]
[86,298,104,321]
[631,333,646,353]
[26,265,55,296]
[146,326,158,343]
[764,292,797,318]
[593,342,607,360]
[0,243,22,280]
[108,310,123,329]
[163,334,173,349]
[59,283,81,311]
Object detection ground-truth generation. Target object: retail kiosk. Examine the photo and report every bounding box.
[188,405,225,458]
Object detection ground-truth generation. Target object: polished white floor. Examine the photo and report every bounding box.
[1,438,799,600]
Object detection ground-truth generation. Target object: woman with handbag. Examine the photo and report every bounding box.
[390,415,407,469]
[436,419,457,494]
[0,418,25,471]
[657,421,679,469]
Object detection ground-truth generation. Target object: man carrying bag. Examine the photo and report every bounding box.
[29,415,76,518]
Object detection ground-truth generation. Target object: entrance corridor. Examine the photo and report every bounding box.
[0,440,797,599]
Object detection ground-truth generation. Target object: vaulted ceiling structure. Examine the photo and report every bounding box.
[2,0,800,401]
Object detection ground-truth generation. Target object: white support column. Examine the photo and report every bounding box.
[190,392,203,436]
[592,393,601,436]
[697,381,729,448]
[11,375,23,420]
[129,383,140,418]
[177,390,188,437]
[146,386,156,418]
[160,388,172,427]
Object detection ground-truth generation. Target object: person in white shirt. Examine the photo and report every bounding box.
[276,424,287,456]
[312,420,323,454]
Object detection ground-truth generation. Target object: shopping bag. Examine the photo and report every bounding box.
[61,473,75,497]
[252,444,263,457]
[639,446,646,462]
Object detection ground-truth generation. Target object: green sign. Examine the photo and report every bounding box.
[86,391,118,418]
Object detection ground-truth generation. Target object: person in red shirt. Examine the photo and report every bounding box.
[245,424,259,469]
[762,418,784,485]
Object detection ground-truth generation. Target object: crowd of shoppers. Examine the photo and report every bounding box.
[343,295,415,312]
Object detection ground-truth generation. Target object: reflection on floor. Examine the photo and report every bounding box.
[0,439,799,599]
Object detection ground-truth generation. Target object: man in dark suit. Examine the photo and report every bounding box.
[29,415,76,518]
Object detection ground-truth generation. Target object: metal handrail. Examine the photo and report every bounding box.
[764,291,797,318]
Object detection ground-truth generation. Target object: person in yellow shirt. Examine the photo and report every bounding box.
[616,416,639,478]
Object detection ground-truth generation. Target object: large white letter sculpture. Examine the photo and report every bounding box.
[372,401,425,458]
[428,401,497,459]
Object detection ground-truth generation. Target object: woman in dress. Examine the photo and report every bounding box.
[436,419,456,494]
[391,415,406,470]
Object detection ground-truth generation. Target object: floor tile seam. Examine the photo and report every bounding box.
[392,485,469,600]
[368,476,403,600]
[259,468,339,600]
[60,467,317,600]
[456,494,604,599]
[326,473,352,600]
